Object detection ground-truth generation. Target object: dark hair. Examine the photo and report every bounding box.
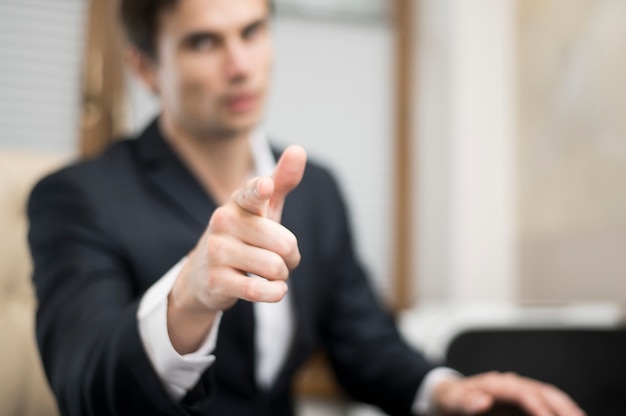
[119,0,274,60]
[119,0,178,59]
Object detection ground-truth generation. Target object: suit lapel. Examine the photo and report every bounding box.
[135,119,217,228]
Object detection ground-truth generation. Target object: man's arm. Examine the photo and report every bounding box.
[137,258,223,400]
[29,172,198,415]
[305,168,585,416]
[29,146,306,414]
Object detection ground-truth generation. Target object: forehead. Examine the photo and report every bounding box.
[160,0,270,35]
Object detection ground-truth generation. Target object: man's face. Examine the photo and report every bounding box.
[152,0,273,139]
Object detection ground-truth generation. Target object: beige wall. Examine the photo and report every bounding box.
[413,0,518,304]
[518,0,626,305]
[413,0,626,310]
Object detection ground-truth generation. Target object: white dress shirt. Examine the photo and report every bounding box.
[136,130,456,414]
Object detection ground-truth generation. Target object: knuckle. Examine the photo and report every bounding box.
[483,371,500,383]
[239,278,264,302]
[463,394,480,410]
[277,281,288,296]
[241,279,260,300]
[519,389,536,405]
[270,281,288,302]
[503,371,519,381]
[291,249,302,268]
[204,266,223,291]
[206,236,225,260]
[265,254,287,279]
[277,231,298,257]
[539,383,557,396]
[264,260,281,279]
[209,207,234,231]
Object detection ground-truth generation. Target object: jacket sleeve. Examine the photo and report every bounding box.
[28,171,215,416]
[316,172,434,416]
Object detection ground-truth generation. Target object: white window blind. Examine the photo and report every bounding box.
[275,0,388,22]
[266,18,395,300]
[0,0,87,153]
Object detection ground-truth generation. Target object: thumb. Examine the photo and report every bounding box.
[458,392,493,415]
[268,145,307,222]
[435,380,493,416]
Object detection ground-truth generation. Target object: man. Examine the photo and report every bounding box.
[28,0,585,415]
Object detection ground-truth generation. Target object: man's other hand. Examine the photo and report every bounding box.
[433,371,586,416]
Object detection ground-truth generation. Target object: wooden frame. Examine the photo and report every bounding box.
[293,0,416,398]
[392,0,414,311]
[80,0,125,159]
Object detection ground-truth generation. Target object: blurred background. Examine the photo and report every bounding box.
[1,0,625,415]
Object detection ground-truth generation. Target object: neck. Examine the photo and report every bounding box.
[159,114,255,205]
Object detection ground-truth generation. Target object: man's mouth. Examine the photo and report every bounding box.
[224,92,258,113]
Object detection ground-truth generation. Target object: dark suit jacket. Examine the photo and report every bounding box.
[28,119,433,416]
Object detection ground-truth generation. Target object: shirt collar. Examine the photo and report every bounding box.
[249,126,276,177]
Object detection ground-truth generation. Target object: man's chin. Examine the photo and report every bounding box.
[222,113,263,136]
[192,121,259,141]
[183,108,263,139]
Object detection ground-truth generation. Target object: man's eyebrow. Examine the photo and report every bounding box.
[244,17,268,28]
[179,17,269,46]
[241,17,269,34]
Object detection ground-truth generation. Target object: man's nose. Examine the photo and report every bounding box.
[224,40,251,82]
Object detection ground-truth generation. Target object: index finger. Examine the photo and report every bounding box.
[272,145,307,201]
[233,176,274,216]
[268,145,307,222]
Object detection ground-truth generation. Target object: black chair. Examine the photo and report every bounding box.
[445,328,626,416]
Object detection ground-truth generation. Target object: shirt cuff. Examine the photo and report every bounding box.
[412,367,462,415]
[137,257,223,401]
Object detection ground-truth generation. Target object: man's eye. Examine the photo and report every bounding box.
[189,36,217,50]
[243,23,263,40]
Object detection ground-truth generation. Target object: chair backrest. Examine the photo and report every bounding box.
[445,328,626,416]
[0,151,69,416]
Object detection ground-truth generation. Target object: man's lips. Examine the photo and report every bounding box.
[224,93,258,113]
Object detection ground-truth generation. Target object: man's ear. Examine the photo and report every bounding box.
[125,46,160,94]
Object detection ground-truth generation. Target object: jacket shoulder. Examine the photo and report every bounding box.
[31,140,138,195]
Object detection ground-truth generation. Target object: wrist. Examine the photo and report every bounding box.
[167,290,218,355]
[170,254,222,314]
[414,368,463,415]
[166,261,220,354]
